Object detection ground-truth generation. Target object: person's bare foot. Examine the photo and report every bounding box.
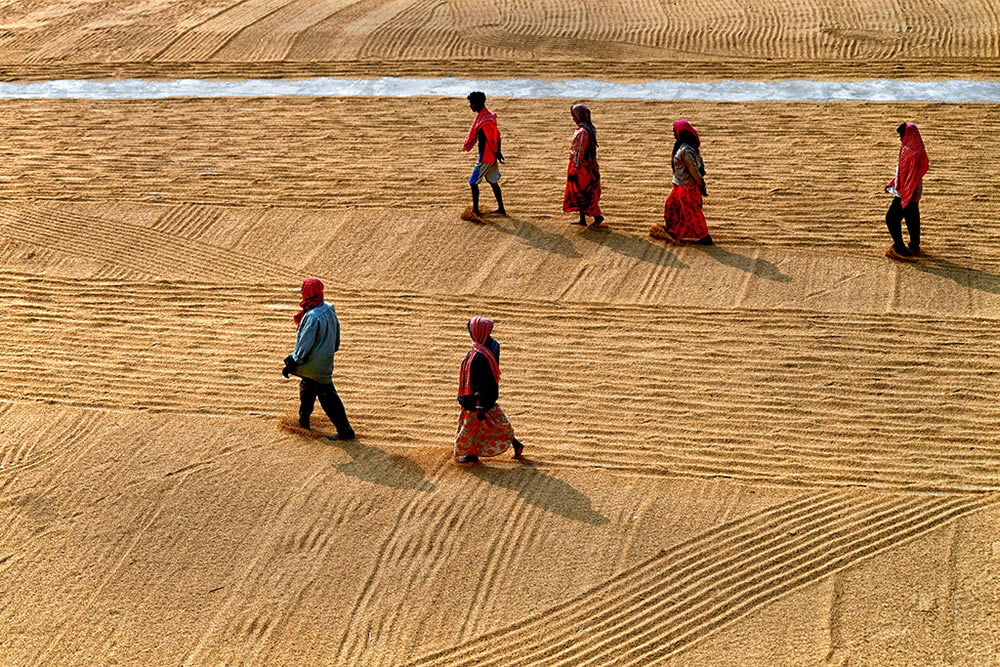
[588,216,608,230]
[457,455,480,464]
[512,439,525,460]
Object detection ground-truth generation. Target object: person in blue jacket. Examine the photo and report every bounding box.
[283,277,355,440]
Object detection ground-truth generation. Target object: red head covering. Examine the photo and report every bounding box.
[887,123,929,208]
[294,277,324,329]
[458,316,500,397]
[673,120,700,147]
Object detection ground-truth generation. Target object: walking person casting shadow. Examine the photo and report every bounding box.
[461,91,506,223]
[454,316,524,464]
[883,122,929,261]
[282,277,355,441]
[564,103,607,230]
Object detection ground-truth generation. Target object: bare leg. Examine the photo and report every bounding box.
[470,184,481,215]
[490,182,505,215]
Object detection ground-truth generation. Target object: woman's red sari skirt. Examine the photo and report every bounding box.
[455,405,514,458]
[661,184,708,241]
[563,164,602,217]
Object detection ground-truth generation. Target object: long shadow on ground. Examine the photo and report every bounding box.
[470,459,608,526]
[693,244,792,282]
[911,254,1000,295]
[280,417,434,492]
[487,214,583,258]
[580,227,689,269]
[330,438,436,492]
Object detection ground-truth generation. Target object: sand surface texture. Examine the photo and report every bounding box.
[2,2,1000,666]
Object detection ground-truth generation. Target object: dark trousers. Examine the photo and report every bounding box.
[885,197,920,253]
[299,378,353,436]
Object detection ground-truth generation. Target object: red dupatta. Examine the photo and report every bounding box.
[887,123,929,208]
[458,316,500,397]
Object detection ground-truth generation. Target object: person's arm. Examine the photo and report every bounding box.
[462,120,478,152]
[334,318,341,353]
[495,129,504,163]
[567,130,584,181]
[291,316,319,364]
[682,148,704,186]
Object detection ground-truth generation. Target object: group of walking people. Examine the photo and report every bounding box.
[278,93,931,467]
[282,278,524,464]
[462,91,929,257]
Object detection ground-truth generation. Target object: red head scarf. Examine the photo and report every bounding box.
[889,123,929,208]
[458,316,500,397]
[673,120,700,147]
[294,277,324,329]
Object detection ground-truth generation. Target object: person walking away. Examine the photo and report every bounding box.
[455,316,524,464]
[564,103,606,229]
[884,122,929,260]
[462,91,506,218]
[650,120,712,245]
[282,277,355,441]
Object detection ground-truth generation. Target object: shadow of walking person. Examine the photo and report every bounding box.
[693,244,792,282]
[330,438,436,492]
[912,254,1000,295]
[580,228,689,269]
[488,214,583,258]
[470,459,608,526]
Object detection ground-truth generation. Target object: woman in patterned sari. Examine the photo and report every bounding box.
[563,104,606,229]
[650,120,712,245]
[455,316,524,464]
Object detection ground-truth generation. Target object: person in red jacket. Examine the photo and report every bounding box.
[563,104,606,229]
[884,122,929,260]
[462,91,506,217]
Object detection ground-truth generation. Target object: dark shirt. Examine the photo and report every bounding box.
[458,340,500,411]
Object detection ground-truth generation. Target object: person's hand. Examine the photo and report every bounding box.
[699,182,707,197]
[567,173,577,183]
[476,409,486,421]
[282,354,296,378]
[496,152,505,164]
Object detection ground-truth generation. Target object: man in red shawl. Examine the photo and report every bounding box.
[462,91,506,218]
[282,278,355,440]
[455,316,523,464]
[884,122,929,260]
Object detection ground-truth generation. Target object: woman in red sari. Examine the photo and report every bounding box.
[563,104,606,229]
[455,316,524,464]
[650,120,712,245]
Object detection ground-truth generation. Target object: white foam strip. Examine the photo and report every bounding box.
[0,77,999,102]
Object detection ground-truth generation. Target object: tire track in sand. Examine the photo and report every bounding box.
[2,275,999,493]
[408,490,997,666]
